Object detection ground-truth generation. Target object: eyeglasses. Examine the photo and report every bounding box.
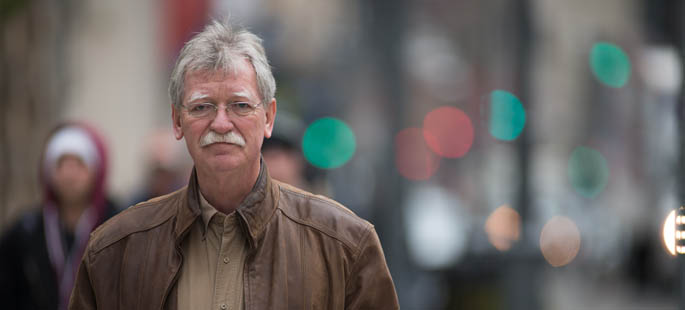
[181,102,261,118]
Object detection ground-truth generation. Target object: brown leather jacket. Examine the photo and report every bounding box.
[69,166,399,309]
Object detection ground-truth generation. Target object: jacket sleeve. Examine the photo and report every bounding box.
[69,247,97,310]
[344,227,399,310]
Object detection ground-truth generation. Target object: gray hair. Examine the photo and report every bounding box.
[169,20,276,109]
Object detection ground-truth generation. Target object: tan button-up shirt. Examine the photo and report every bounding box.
[177,191,248,310]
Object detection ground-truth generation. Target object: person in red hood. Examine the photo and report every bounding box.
[0,122,120,310]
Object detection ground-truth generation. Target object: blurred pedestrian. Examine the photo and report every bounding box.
[0,122,120,310]
[261,111,308,188]
[70,19,398,309]
[127,129,191,206]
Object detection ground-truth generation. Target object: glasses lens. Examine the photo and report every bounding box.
[231,102,256,116]
[187,103,215,118]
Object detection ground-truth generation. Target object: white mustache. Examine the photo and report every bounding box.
[200,131,246,147]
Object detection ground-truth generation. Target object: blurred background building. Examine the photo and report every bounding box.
[1,0,684,308]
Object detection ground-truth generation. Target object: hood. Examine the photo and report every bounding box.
[40,122,109,222]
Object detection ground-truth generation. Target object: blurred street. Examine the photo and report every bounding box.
[1,0,684,308]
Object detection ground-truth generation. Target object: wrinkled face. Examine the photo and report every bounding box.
[52,154,94,204]
[172,58,276,175]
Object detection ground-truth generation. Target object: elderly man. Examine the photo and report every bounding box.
[69,20,399,310]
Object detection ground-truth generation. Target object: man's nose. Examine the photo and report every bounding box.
[209,106,235,134]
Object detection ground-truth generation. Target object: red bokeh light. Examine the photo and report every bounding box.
[395,128,441,181]
[423,106,474,158]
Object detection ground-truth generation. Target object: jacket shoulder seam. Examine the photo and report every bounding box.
[278,184,356,216]
[276,185,372,255]
[88,190,182,254]
[278,209,363,254]
[90,214,173,255]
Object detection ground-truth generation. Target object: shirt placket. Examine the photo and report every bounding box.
[212,214,238,310]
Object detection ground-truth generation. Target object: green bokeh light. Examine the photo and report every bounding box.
[489,90,526,141]
[568,146,609,199]
[302,117,356,169]
[590,42,631,88]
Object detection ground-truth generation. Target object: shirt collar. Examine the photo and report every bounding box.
[235,158,280,249]
[197,189,219,235]
[177,156,280,249]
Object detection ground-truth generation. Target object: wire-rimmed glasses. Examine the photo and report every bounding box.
[181,102,261,119]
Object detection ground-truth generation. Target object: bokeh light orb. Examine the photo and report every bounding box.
[590,42,631,88]
[302,117,356,169]
[568,146,609,199]
[485,205,521,251]
[423,106,474,158]
[395,128,440,180]
[663,210,676,256]
[489,90,526,141]
[539,216,581,267]
[404,185,468,269]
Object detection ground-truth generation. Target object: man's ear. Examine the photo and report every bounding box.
[172,104,184,140]
[264,98,277,139]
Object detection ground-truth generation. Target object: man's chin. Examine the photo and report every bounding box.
[206,152,245,169]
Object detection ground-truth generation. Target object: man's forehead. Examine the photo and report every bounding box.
[185,65,255,86]
[185,57,253,79]
[185,69,234,83]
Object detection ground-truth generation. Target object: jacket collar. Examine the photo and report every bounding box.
[175,158,279,249]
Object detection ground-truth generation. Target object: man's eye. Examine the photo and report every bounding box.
[234,102,251,109]
[191,104,212,112]
[232,102,255,114]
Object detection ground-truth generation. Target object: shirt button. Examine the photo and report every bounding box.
[223,257,229,264]
[220,304,227,310]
